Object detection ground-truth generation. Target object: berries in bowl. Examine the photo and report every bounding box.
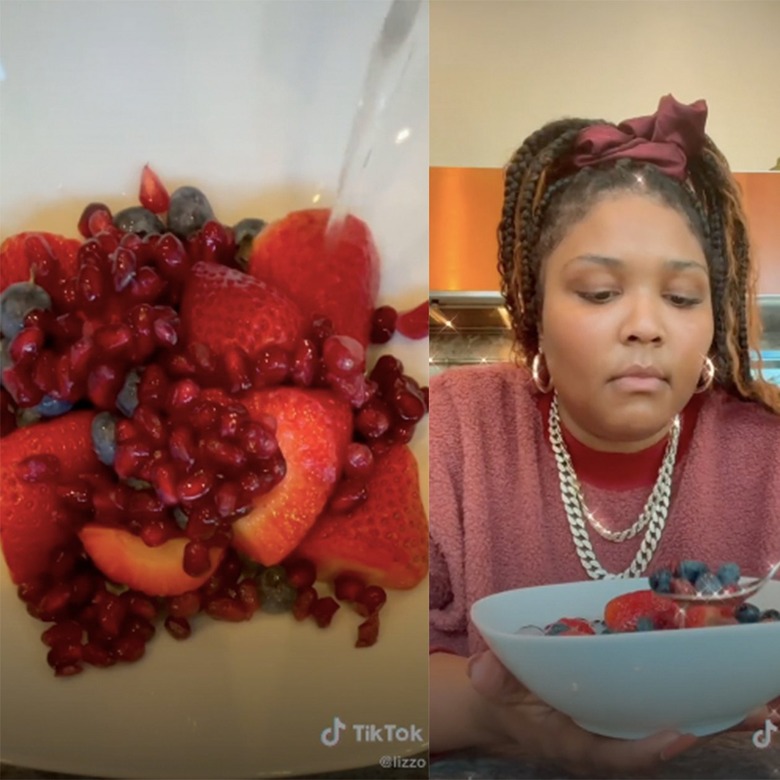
[470,566,780,739]
[0,167,430,677]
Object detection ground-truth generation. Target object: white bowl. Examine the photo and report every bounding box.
[471,578,780,739]
[0,2,429,778]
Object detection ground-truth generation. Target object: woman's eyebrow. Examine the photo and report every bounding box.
[565,254,708,274]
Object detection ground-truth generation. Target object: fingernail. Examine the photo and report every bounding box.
[660,732,698,761]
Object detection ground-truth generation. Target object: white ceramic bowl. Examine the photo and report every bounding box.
[471,578,780,739]
[0,2,429,778]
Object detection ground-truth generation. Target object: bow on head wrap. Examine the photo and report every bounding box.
[571,94,709,181]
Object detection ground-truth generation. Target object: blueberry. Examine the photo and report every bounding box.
[113,206,165,236]
[694,572,723,596]
[116,369,140,417]
[0,282,51,339]
[545,622,570,635]
[233,217,266,244]
[649,568,674,593]
[35,395,73,418]
[91,411,117,466]
[258,565,297,614]
[735,603,762,623]
[676,560,709,584]
[167,186,215,239]
[717,562,741,586]
[635,616,655,631]
[760,609,780,622]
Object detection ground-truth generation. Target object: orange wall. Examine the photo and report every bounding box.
[430,169,780,295]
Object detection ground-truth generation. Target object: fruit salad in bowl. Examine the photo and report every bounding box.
[471,564,780,740]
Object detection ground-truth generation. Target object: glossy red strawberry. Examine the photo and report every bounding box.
[0,411,103,584]
[603,589,681,632]
[230,387,353,566]
[0,232,81,293]
[296,444,428,590]
[179,261,305,358]
[248,209,380,347]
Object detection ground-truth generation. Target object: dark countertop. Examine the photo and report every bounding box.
[430,731,780,779]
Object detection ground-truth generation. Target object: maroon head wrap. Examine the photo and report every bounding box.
[571,94,708,180]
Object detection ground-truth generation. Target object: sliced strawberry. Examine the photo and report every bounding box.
[78,524,224,597]
[681,604,738,629]
[296,444,428,590]
[396,300,429,340]
[231,387,353,566]
[179,262,305,359]
[0,232,81,292]
[248,209,380,346]
[139,164,170,214]
[0,411,102,584]
[603,589,680,632]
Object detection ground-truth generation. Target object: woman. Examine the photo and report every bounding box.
[429,95,780,776]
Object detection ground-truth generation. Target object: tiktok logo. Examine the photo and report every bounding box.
[752,718,778,750]
[321,716,347,747]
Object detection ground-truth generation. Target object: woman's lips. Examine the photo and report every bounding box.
[611,375,668,393]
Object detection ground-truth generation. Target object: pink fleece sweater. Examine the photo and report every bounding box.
[429,363,780,656]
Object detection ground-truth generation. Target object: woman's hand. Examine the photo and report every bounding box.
[468,649,700,778]
[732,697,780,732]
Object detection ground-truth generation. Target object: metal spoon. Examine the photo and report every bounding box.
[655,561,780,606]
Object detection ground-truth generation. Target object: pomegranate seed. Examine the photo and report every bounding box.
[138,364,170,409]
[188,221,235,265]
[421,386,429,410]
[309,316,334,347]
[183,541,212,576]
[356,613,380,647]
[10,326,44,363]
[78,203,112,238]
[31,349,56,392]
[113,634,146,662]
[369,354,404,391]
[310,596,340,628]
[237,580,261,617]
[151,462,180,506]
[18,580,50,605]
[190,401,219,431]
[94,323,133,357]
[223,346,250,392]
[41,621,84,648]
[129,265,166,304]
[188,342,219,378]
[54,662,84,677]
[168,426,196,465]
[202,438,247,470]
[153,316,179,347]
[87,363,124,410]
[16,454,61,483]
[77,604,100,628]
[239,422,278,459]
[133,405,165,443]
[164,615,192,640]
[356,584,387,616]
[47,642,83,668]
[140,518,174,547]
[334,574,365,602]
[168,591,202,618]
[126,615,156,642]
[164,352,197,378]
[167,378,200,411]
[139,164,170,213]
[328,479,368,514]
[284,559,317,590]
[253,346,291,387]
[151,233,188,281]
[391,382,426,422]
[184,506,219,541]
[125,593,157,622]
[2,363,44,406]
[204,597,247,622]
[66,337,95,382]
[292,586,318,621]
[370,305,398,344]
[110,247,137,291]
[322,335,366,377]
[290,339,317,386]
[82,642,115,667]
[70,573,100,606]
[49,546,79,579]
[214,482,240,517]
[178,469,214,503]
[389,421,416,444]
[327,372,374,408]
[114,440,151,479]
[76,262,104,308]
[98,593,128,638]
[396,300,429,339]
[355,401,391,439]
[344,443,374,479]
[37,582,73,619]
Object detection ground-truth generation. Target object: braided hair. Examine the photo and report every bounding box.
[497,117,780,415]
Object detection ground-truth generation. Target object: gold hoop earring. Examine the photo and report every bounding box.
[531,353,553,393]
[695,356,715,394]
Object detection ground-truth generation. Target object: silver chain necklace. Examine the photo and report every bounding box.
[549,394,681,579]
